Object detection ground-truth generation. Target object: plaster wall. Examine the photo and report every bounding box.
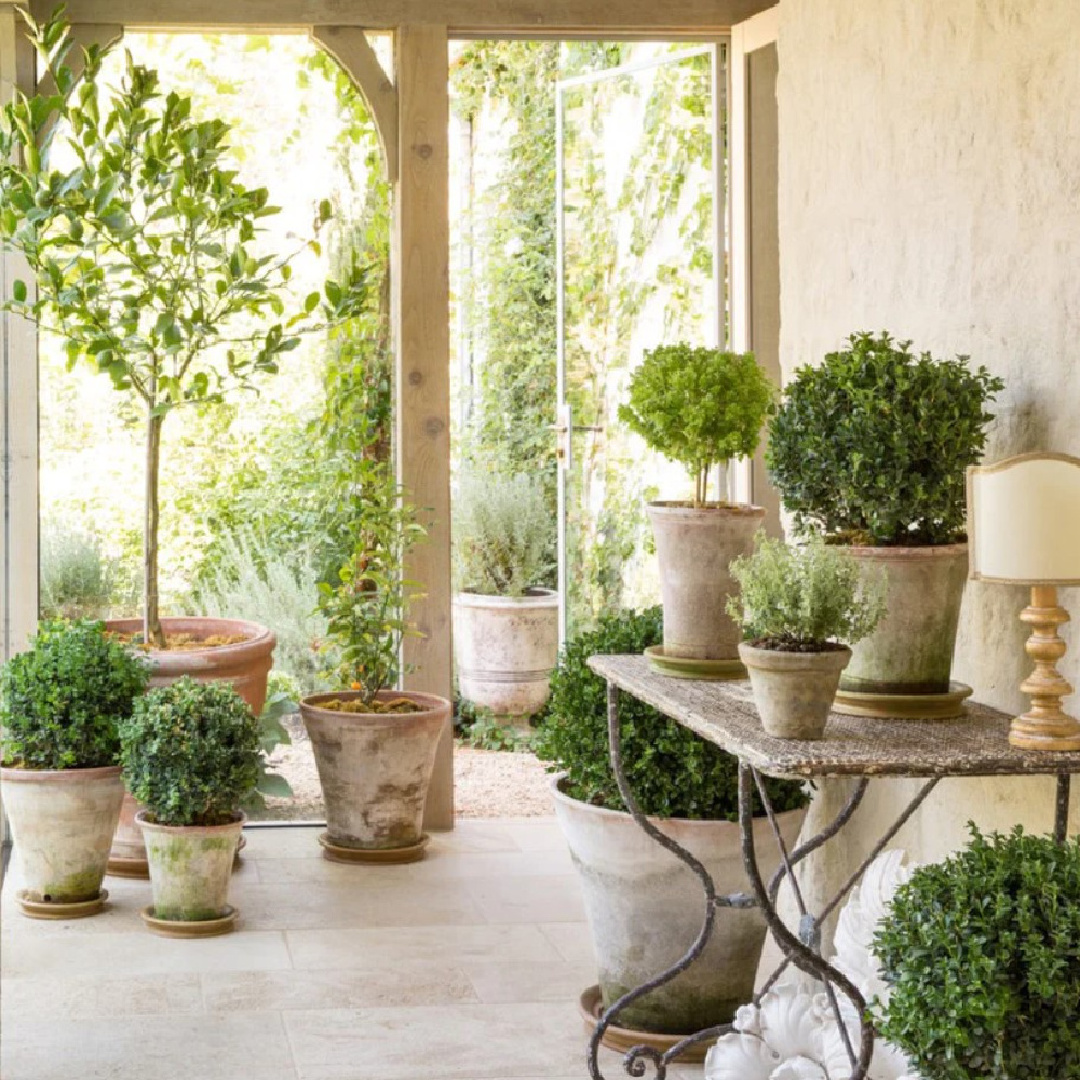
[775,0,1080,896]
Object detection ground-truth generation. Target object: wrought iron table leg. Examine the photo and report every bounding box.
[1055,772,1071,844]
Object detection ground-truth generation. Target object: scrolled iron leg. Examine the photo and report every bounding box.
[1055,773,1072,844]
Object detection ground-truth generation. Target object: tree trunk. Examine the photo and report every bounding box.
[144,410,165,648]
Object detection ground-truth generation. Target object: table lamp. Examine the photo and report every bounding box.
[967,453,1080,750]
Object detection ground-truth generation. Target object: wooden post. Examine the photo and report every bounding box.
[394,25,453,828]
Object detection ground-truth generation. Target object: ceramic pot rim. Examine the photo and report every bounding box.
[454,588,558,610]
[300,689,451,723]
[739,642,852,672]
[0,763,122,783]
[135,809,245,834]
[104,616,275,660]
[841,542,969,560]
[647,501,766,519]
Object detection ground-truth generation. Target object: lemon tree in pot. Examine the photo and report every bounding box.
[767,332,1004,712]
[618,344,774,674]
[536,608,809,1037]
[1,621,148,918]
[453,470,557,723]
[300,461,449,864]
[727,536,887,740]
[120,678,260,937]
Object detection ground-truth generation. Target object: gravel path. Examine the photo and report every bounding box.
[252,713,555,822]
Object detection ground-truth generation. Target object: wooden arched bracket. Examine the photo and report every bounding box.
[311,26,399,184]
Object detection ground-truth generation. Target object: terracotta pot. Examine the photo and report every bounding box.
[647,502,765,661]
[553,777,805,1035]
[453,588,558,721]
[300,690,450,850]
[839,544,968,695]
[739,643,851,739]
[0,765,123,905]
[138,811,245,922]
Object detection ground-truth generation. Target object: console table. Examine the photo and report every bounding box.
[586,654,1079,1080]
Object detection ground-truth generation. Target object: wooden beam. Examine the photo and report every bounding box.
[394,24,453,829]
[311,26,399,184]
[31,0,775,34]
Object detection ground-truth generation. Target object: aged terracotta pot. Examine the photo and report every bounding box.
[300,690,450,851]
[0,765,124,907]
[138,811,244,923]
[453,588,558,722]
[553,777,805,1035]
[739,643,851,739]
[648,502,765,661]
[106,616,275,872]
[840,544,968,695]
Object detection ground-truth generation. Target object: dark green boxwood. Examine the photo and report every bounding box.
[0,619,149,770]
[766,331,1004,545]
[873,826,1080,1080]
[534,608,808,820]
[120,677,261,826]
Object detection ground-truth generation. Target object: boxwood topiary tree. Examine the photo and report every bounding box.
[0,11,369,646]
[873,826,1080,1080]
[534,607,807,820]
[0,619,149,770]
[119,677,262,826]
[766,331,1004,546]
[618,344,774,509]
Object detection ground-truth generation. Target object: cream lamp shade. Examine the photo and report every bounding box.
[967,453,1080,585]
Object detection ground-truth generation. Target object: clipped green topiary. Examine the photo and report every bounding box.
[727,535,887,650]
[0,620,149,770]
[873,826,1080,1080]
[618,344,774,508]
[766,332,1004,546]
[120,677,261,826]
[534,608,807,820]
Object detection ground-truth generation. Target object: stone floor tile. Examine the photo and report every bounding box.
[539,921,598,965]
[464,873,586,925]
[461,958,596,1005]
[0,972,204,1022]
[499,819,571,854]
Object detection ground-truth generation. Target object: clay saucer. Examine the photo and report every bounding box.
[578,985,713,1064]
[318,832,430,865]
[833,681,973,720]
[17,889,108,920]
[139,905,237,938]
[644,645,746,681]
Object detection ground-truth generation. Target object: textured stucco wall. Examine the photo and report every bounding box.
[775,0,1080,898]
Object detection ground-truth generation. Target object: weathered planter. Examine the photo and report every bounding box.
[553,777,805,1035]
[0,765,123,910]
[739,643,851,739]
[840,544,968,695]
[300,690,450,852]
[648,502,765,661]
[453,588,558,720]
[138,811,244,923]
[105,616,275,872]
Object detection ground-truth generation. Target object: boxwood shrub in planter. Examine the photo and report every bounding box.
[873,826,1080,1079]
[766,332,1005,698]
[0,620,148,917]
[535,608,809,1035]
[120,678,261,934]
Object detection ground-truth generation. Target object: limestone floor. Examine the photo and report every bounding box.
[0,820,707,1080]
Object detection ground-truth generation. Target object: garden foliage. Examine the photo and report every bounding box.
[0,620,149,770]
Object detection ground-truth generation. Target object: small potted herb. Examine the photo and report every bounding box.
[453,470,557,722]
[0,621,148,918]
[873,826,1080,1080]
[618,344,774,671]
[767,332,1004,700]
[727,536,887,739]
[536,608,808,1035]
[120,678,261,936]
[299,461,449,863]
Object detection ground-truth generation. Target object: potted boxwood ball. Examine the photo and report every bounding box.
[0,621,148,918]
[120,678,261,937]
[873,826,1080,1080]
[535,608,809,1037]
[300,460,450,864]
[767,332,1004,703]
[452,470,558,723]
[728,535,887,739]
[619,344,774,673]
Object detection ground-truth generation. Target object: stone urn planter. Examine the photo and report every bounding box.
[739,643,852,740]
[300,690,450,863]
[648,502,764,664]
[453,588,558,721]
[0,765,124,918]
[105,616,274,876]
[839,544,968,695]
[553,777,805,1035]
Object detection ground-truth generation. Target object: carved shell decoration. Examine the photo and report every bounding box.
[704,850,921,1080]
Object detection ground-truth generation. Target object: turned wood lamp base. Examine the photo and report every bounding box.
[1009,586,1080,752]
